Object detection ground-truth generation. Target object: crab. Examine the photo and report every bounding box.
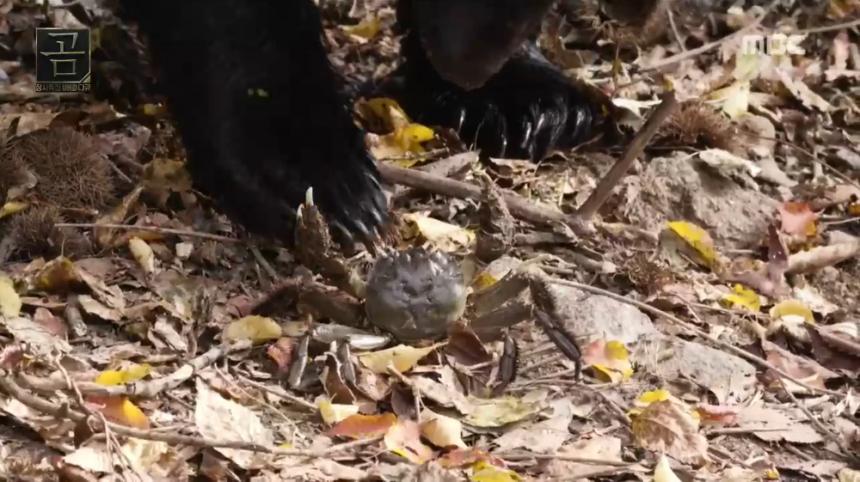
[273,189,581,394]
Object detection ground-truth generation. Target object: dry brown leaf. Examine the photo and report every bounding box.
[631,397,708,464]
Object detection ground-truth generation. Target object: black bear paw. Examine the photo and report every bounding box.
[395,45,601,161]
[304,150,389,248]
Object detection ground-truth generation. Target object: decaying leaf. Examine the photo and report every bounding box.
[358,344,440,374]
[630,392,708,464]
[384,418,435,464]
[328,413,397,440]
[582,340,634,382]
[194,379,274,469]
[223,316,283,343]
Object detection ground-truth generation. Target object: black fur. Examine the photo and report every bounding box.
[121,0,603,245]
[120,0,387,245]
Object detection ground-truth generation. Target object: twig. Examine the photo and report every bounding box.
[575,91,678,220]
[799,17,860,35]
[236,374,317,411]
[640,0,781,72]
[21,342,249,398]
[55,223,240,243]
[0,372,374,457]
[774,376,842,447]
[495,451,631,466]
[545,278,844,398]
[377,162,578,230]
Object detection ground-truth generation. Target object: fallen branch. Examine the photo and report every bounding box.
[20,342,250,398]
[0,370,374,457]
[786,241,860,274]
[575,91,678,220]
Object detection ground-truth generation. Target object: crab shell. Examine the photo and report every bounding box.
[364,247,467,342]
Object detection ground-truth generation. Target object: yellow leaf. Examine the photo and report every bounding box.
[769,300,814,324]
[358,344,440,374]
[95,363,152,386]
[34,257,81,293]
[470,461,522,482]
[318,398,360,425]
[403,212,475,252]
[721,284,761,312]
[472,272,499,290]
[343,16,381,40]
[636,389,672,406]
[99,397,150,429]
[128,237,156,274]
[393,123,435,152]
[0,275,22,318]
[223,316,283,343]
[0,201,28,219]
[585,340,634,383]
[355,97,412,132]
[666,221,718,268]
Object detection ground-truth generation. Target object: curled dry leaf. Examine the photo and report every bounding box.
[358,343,440,374]
[420,410,466,449]
[318,397,360,425]
[128,237,156,274]
[630,394,708,465]
[384,418,435,464]
[222,315,282,344]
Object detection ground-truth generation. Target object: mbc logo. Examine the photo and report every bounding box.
[740,33,805,56]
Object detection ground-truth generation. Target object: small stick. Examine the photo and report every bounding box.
[55,223,240,243]
[575,91,678,220]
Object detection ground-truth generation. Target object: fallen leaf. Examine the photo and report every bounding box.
[95,364,151,386]
[582,340,634,382]
[88,396,150,429]
[0,275,22,318]
[420,410,467,449]
[462,391,546,428]
[343,15,381,40]
[470,461,522,482]
[494,398,573,453]
[736,406,824,444]
[779,202,818,238]
[721,284,762,312]
[402,213,476,252]
[328,413,397,440]
[223,316,282,343]
[194,379,274,469]
[631,396,708,464]
[318,398,360,425]
[662,221,719,269]
[0,201,28,219]
[128,237,156,274]
[359,344,439,374]
[384,418,435,464]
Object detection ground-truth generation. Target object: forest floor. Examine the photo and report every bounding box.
[0,0,858,480]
